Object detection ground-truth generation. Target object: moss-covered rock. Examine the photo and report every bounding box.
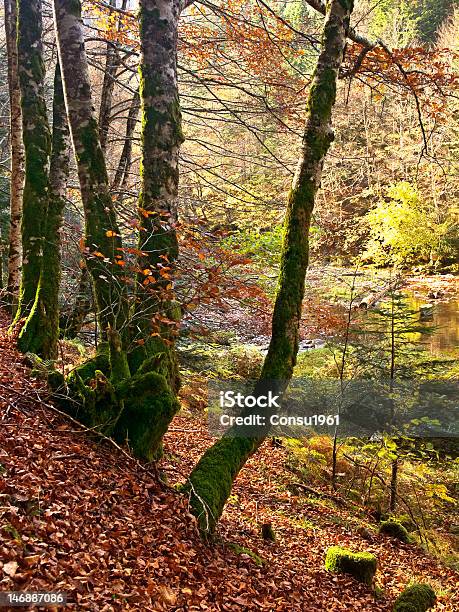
[379,520,410,543]
[67,351,110,385]
[325,546,377,585]
[390,514,417,533]
[393,583,436,612]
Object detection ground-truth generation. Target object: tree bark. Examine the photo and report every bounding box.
[53,0,128,338]
[186,0,354,534]
[98,0,126,154]
[4,0,24,315]
[390,457,398,512]
[130,0,184,391]
[112,89,140,194]
[18,63,70,359]
[137,0,183,274]
[13,0,52,325]
[60,266,93,339]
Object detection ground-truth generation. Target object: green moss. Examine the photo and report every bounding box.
[184,436,257,534]
[47,369,65,392]
[379,520,411,543]
[228,543,265,566]
[390,514,417,533]
[114,371,180,461]
[393,584,436,612]
[307,66,337,124]
[129,336,180,392]
[67,352,110,385]
[13,0,52,325]
[65,369,121,435]
[107,327,130,382]
[325,546,377,585]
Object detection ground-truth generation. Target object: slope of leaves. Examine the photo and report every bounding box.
[0,310,457,610]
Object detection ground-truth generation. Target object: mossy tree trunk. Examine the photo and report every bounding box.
[53,0,128,342]
[13,0,51,324]
[132,0,185,391]
[18,63,70,359]
[48,0,183,459]
[4,0,24,315]
[186,0,354,534]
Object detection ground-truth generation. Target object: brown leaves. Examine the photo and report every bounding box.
[2,561,18,577]
[0,309,457,610]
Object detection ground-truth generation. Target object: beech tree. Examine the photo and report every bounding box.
[48,0,187,459]
[13,0,51,325]
[130,0,185,391]
[186,0,355,533]
[3,0,24,314]
[53,0,127,342]
[17,64,70,358]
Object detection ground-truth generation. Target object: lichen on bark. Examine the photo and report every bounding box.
[13,0,51,324]
[134,0,184,391]
[4,0,25,315]
[53,0,128,337]
[18,62,70,359]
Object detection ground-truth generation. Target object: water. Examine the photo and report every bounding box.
[404,293,459,354]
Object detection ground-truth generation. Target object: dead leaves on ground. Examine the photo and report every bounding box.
[0,310,458,610]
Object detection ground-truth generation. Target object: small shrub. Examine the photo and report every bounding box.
[325,546,377,585]
[393,583,436,612]
[379,520,410,543]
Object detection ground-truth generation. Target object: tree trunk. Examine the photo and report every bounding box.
[130,0,184,390]
[112,89,140,194]
[98,44,118,155]
[60,266,93,339]
[18,63,70,359]
[4,0,24,315]
[53,0,128,339]
[98,0,125,154]
[13,0,51,324]
[186,0,354,534]
[390,457,398,512]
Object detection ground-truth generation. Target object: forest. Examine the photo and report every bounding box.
[0,0,458,610]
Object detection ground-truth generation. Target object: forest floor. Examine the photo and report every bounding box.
[0,309,458,611]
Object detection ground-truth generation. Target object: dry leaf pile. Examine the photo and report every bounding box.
[1,311,457,610]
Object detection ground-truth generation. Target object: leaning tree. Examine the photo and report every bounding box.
[185,0,355,534]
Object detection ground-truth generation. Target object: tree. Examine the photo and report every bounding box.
[3,0,24,314]
[48,0,185,459]
[17,63,70,358]
[53,0,128,343]
[12,0,50,324]
[363,182,454,268]
[130,0,185,391]
[186,0,355,534]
